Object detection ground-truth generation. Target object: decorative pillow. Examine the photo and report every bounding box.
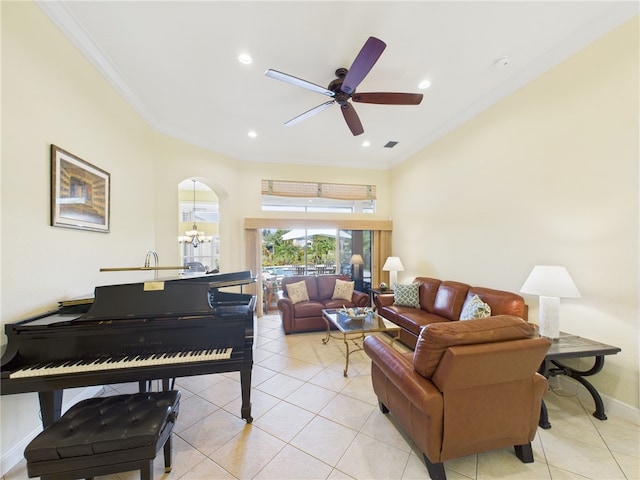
[332,279,355,301]
[286,280,309,304]
[393,283,420,308]
[459,295,492,320]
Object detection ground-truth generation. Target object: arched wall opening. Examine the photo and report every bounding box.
[177,179,220,273]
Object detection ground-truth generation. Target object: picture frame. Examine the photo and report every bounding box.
[51,145,110,232]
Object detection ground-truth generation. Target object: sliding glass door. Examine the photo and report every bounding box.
[261,228,372,291]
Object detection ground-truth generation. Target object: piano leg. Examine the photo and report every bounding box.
[163,378,174,390]
[139,378,174,392]
[38,390,63,429]
[240,368,253,423]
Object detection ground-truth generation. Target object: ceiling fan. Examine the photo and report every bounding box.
[265,36,423,136]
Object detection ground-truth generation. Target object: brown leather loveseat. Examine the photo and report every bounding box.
[374,277,527,348]
[278,274,369,334]
[364,315,551,480]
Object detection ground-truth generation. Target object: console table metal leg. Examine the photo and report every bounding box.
[551,356,608,420]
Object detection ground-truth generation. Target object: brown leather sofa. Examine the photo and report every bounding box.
[374,277,528,348]
[278,274,369,334]
[364,316,550,480]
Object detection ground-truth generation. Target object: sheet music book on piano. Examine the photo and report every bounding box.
[1,270,257,427]
[58,296,93,307]
[81,282,215,320]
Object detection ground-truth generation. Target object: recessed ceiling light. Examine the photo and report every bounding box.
[494,57,510,68]
[248,130,257,138]
[362,140,370,147]
[418,79,431,90]
[238,53,253,65]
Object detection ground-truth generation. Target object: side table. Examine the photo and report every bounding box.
[538,332,621,429]
[370,288,393,309]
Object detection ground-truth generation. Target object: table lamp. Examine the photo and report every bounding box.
[350,254,364,279]
[382,256,404,288]
[520,265,580,339]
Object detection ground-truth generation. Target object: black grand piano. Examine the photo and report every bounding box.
[1,270,256,427]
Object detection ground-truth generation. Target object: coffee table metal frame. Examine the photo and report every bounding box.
[321,309,400,377]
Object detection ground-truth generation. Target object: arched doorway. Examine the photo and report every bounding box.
[177,179,220,273]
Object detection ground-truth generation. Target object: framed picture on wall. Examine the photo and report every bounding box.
[50,145,110,232]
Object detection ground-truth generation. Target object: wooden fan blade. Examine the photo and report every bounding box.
[285,100,335,126]
[352,92,423,105]
[341,37,386,95]
[341,103,364,136]
[265,69,334,97]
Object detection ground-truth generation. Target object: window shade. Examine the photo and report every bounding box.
[262,180,376,201]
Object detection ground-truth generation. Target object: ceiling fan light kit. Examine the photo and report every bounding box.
[265,36,423,136]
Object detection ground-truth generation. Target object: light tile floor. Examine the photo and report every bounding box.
[5,314,639,480]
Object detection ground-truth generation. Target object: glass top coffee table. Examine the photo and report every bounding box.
[321,309,400,377]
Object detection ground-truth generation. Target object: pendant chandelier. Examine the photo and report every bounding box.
[178,180,212,248]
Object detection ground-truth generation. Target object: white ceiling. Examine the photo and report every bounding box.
[37,1,637,170]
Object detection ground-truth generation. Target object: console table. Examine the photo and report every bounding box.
[369,287,393,308]
[538,332,621,429]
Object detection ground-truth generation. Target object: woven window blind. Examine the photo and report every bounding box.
[262,180,376,201]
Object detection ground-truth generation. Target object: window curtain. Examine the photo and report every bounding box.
[372,230,392,288]
[261,180,376,200]
[244,228,263,315]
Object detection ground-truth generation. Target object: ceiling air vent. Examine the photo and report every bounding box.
[384,141,398,148]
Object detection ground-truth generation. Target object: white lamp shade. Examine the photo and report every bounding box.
[382,256,404,272]
[520,265,580,298]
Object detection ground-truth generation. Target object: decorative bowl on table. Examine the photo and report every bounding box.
[338,307,373,324]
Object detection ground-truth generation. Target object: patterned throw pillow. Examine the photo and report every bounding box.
[286,280,309,304]
[460,294,492,320]
[393,283,420,308]
[332,279,355,301]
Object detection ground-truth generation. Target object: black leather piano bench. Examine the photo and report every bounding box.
[24,390,181,480]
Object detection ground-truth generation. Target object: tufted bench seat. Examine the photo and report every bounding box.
[24,390,180,480]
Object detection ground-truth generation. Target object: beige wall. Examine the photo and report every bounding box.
[0,2,391,469]
[1,1,156,459]
[149,133,392,273]
[390,17,639,410]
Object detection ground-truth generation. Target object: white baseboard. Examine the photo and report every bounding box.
[1,386,104,477]
[557,376,640,426]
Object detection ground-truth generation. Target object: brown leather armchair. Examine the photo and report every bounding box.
[364,315,550,480]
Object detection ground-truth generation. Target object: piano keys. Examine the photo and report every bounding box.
[9,347,233,379]
[1,270,256,427]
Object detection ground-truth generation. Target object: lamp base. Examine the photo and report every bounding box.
[389,271,398,288]
[539,296,560,339]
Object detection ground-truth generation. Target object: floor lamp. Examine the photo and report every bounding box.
[520,265,580,339]
[350,254,364,280]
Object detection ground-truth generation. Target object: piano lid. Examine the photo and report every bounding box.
[172,270,255,289]
[80,270,255,321]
